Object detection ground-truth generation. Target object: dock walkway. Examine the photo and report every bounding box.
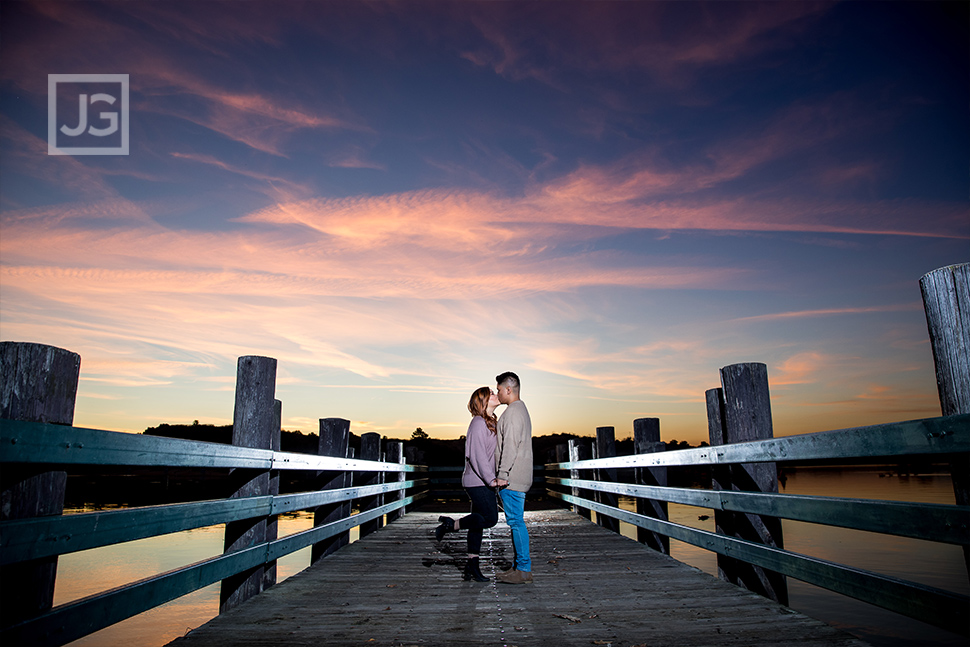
[170,509,870,647]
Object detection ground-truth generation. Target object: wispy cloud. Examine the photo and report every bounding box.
[731,303,924,323]
[0,0,955,441]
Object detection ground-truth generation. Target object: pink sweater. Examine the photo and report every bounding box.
[462,416,497,487]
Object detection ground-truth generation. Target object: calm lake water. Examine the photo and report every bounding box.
[57,469,966,647]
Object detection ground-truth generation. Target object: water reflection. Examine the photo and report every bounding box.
[614,469,966,647]
[58,511,357,647]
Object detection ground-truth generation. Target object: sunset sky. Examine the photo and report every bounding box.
[1,1,967,446]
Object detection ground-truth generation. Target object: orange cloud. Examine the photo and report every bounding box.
[771,352,833,386]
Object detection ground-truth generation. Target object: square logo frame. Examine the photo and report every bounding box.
[48,74,129,156]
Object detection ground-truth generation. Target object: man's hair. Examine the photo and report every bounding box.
[495,371,520,392]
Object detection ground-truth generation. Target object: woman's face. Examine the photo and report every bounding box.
[487,390,500,409]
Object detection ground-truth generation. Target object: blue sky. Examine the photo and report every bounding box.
[1,1,967,444]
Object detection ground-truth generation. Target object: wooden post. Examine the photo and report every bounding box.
[595,426,619,533]
[358,432,382,538]
[707,387,735,578]
[633,418,669,554]
[312,418,351,562]
[0,342,79,627]
[920,263,970,575]
[568,439,592,519]
[708,363,788,605]
[220,355,277,614]
[386,440,405,522]
[262,399,282,591]
[377,449,386,530]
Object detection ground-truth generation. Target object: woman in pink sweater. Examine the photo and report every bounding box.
[434,386,499,582]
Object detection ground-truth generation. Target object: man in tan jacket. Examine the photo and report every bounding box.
[494,371,533,584]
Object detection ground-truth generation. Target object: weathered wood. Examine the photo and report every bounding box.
[707,386,732,578]
[169,511,871,647]
[921,264,970,418]
[220,355,277,614]
[633,417,669,553]
[712,363,788,605]
[0,418,421,471]
[0,495,421,647]
[921,263,970,575]
[555,414,969,471]
[552,491,967,636]
[594,426,619,533]
[386,440,405,522]
[261,399,282,591]
[358,432,382,538]
[567,439,591,519]
[549,477,969,546]
[312,417,351,562]
[0,342,79,627]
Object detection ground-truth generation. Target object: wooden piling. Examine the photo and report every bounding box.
[312,418,351,562]
[568,439,592,519]
[633,417,669,554]
[920,263,970,575]
[220,356,278,614]
[262,399,282,591]
[595,426,619,533]
[386,440,405,522]
[0,342,79,627]
[708,363,788,605]
[358,432,382,539]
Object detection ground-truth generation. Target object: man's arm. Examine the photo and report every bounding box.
[495,405,526,482]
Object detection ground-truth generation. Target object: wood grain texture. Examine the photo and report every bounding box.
[633,417,669,554]
[221,355,278,613]
[0,342,78,626]
[920,263,970,573]
[170,510,870,647]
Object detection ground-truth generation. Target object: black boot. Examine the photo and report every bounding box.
[434,516,455,542]
[463,556,489,582]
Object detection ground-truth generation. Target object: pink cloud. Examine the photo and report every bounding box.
[771,351,833,386]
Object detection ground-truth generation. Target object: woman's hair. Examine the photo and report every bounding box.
[468,386,497,434]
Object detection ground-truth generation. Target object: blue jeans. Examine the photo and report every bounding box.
[499,488,531,572]
[460,486,499,554]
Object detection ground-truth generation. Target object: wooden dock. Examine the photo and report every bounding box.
[168,509,870,647]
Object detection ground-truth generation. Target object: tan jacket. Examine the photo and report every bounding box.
[495,400,533,492]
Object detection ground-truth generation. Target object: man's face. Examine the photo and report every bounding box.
[496,383,512,405]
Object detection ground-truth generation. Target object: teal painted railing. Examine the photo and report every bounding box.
[0,419,429,646]
[545,396,969,636]
[0,347,430,647]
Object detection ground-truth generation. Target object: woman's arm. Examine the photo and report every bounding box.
[466,417,496,485]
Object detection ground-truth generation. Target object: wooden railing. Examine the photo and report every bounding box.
[0,348,430,647]
[544,264,970,637]
[544,412,969,635]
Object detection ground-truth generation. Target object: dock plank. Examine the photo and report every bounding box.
[169,509,870,646]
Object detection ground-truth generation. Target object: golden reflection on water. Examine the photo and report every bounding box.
[57,512,358,647]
